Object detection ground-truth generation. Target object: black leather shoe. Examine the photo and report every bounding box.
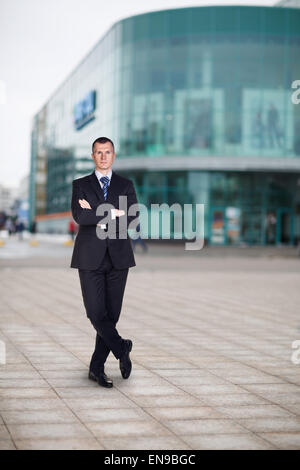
[88,370,98,382]
[98,371,113,388]
[88,370,113,388]
[119,339,133,379]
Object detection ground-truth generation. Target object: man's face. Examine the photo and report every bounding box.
[91,142,115,171]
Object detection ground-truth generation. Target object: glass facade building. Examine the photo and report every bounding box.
[30,5,300,245]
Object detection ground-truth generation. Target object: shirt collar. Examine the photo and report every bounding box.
[95,168,112,181]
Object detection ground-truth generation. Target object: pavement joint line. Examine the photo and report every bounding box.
[0,279,196,448]
[1,246,299,449]
[0,289,110,443]
[0,327,104,444]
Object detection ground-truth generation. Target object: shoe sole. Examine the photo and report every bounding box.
[98,380,113,388]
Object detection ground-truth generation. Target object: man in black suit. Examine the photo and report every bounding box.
[70,137,139,388]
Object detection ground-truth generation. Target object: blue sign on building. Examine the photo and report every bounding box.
[74,90,97,130]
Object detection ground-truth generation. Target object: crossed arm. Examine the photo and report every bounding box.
[78,197,125,217]
[71,179,139,227]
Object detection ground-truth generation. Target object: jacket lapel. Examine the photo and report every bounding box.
[89,171,104,202]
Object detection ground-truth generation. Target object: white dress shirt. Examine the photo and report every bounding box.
[94,168,115,228]
[95,168,112,189]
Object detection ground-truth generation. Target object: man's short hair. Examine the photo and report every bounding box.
[92,137,115,153]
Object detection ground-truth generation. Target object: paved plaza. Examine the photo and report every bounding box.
[0,235,300,450]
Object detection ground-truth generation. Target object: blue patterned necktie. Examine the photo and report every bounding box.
[100,176,109,200]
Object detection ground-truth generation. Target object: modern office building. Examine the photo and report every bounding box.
[276,0,300,8]
[30,5,300,245]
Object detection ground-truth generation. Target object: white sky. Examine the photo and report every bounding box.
[0,0,276,189]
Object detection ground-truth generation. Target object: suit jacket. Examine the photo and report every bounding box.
[70,170,139,270]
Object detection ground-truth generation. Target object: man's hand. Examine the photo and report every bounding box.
[114,209,125,217]
[78,199,91,209]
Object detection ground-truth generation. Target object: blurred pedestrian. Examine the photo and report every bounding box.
[16,219,25,241]
[5,218,15,236]
[30,220,37,235]
[29,220,37,241]
[131,223,147,253]
[68,219,76,241]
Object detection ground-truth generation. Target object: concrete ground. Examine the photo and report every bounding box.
[0,235,300,450]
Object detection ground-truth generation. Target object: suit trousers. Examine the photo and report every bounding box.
[78,247,129,370]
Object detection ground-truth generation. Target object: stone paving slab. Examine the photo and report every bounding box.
[14,438,103,450]
[0,239,300,449]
